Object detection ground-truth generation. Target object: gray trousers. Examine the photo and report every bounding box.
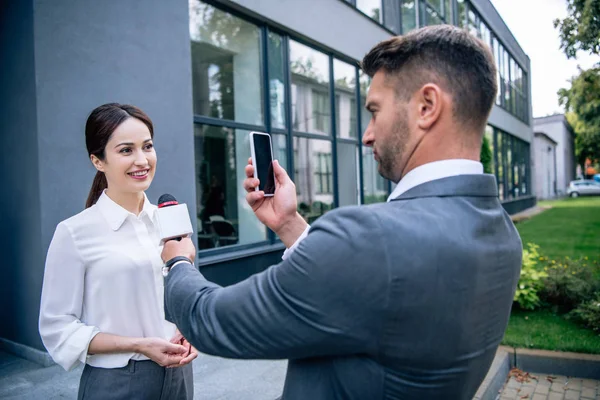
[77,360,193,400]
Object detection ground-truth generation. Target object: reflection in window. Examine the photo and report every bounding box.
[496,130,504,200]
[271,133,287,171]
[268,32,286,129]
[294,137,333,223]
[334,59,358,139]
[194,125,267,250]
[357,0,382,23]
[359,71,386,203]
[402,0,417,32]
[363,147,387,204]
[423,3,444,26]
[189,1,263,125]
[338,142,360,206]
[314,152,333,194]
[484,125,495,174]
[312,90,330,133]
[457,0,466,27]
[290,40,331,135]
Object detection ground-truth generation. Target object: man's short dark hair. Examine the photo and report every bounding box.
[361,25,498,133]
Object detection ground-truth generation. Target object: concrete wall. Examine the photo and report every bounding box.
[534,135,557,200]
[534,115,576,194]
[0,0,196,351]
[0,0,45,350]
[222,0,391,61]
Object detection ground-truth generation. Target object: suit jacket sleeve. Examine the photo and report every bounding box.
[164,207,389,360]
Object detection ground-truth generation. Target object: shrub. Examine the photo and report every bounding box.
[480,135,493,174]
[569,292,600,332]
[514,244,548,310]
[539,257,600,312]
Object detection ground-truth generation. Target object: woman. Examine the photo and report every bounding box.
[39,103,196,399]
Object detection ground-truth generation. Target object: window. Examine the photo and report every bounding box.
[457,0,467,27]
[356,0,383,23]
[294,138,333,223]
[268,32,287,130]
[337,142,360,206]
[194,125,267,250]
[484,125,495,174]
[290,40,331,135]
[496,129,504,200]
[190,2,263,125]
[314,152,333,194]
[459,1,529,123]
[190,0,405,255]
[402,0,417,32]
[312,90,330,133]
[334,59,358,139]
[359,70,388,204]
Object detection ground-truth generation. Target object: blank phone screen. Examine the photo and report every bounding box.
[253,134,276,195]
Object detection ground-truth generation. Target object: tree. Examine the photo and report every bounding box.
[554,0,600,170]
[480,134,493,174]
[559,66,600,167]
[553,0,600,59]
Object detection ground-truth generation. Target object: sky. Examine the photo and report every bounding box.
[489,0,599,118]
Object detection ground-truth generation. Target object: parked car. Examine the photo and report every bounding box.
[567,180,600,197]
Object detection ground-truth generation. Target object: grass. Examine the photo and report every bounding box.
[503,197,600,354]
[503,309,600,355]
[516,197,600,261]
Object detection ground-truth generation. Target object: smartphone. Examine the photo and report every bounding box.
[249,131,276,196]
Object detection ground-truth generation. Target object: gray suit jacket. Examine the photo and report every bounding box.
[165,174,522,399]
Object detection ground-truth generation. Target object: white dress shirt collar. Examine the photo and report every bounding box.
[96,190,156,231]
[387,159,484,202]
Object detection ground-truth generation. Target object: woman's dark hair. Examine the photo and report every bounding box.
[85,103,154,208]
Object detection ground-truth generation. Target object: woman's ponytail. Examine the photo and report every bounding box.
[85,171,108,208]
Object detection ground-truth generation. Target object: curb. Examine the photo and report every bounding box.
[474,348,511,400]
[475,347,600,399]
[514,348,600,380]
[0,337,54,367]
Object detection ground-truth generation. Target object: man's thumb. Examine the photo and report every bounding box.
[272,160,289,185]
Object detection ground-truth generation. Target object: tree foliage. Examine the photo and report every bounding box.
[553,0,600,59]
[559,66,600,165]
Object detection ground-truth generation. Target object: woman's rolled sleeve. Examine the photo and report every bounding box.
[39,222,100,371]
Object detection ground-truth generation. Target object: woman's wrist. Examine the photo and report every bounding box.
[130,337,146,354]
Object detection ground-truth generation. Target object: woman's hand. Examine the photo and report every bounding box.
[135,337,189,367]
[169,329,198,367]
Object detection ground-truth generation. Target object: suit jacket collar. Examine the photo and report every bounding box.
[390,174,498,201]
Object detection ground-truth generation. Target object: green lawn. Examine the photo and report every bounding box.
[516,197,600,261]
[503,310,600,354]
[504,197,600,354]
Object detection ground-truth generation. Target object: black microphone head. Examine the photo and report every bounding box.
[158,194,178,208]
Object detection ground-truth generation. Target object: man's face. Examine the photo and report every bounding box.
[362,70,412,183]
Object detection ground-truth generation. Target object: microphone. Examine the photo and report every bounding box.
[156,194,193,245]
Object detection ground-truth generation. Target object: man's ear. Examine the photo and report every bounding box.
[415,83,443,131]
[90,154,105,172]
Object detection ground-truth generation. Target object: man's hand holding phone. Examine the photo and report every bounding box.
[243,157,307,248]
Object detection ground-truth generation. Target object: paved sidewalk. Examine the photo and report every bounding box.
[499,369,600,400]
[510,205,551,223]
[0,350,286,399]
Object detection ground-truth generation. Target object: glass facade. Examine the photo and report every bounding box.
[190,0,532,256]
[457,1,529,124]
[486,124,531,201]
[190,0,391,252]
[343,0,529,124]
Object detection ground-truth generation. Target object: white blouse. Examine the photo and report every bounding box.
[39,191,176,371]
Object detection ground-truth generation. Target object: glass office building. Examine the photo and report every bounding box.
[1,0,533,357]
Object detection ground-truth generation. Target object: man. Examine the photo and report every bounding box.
[162,25,522,399]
